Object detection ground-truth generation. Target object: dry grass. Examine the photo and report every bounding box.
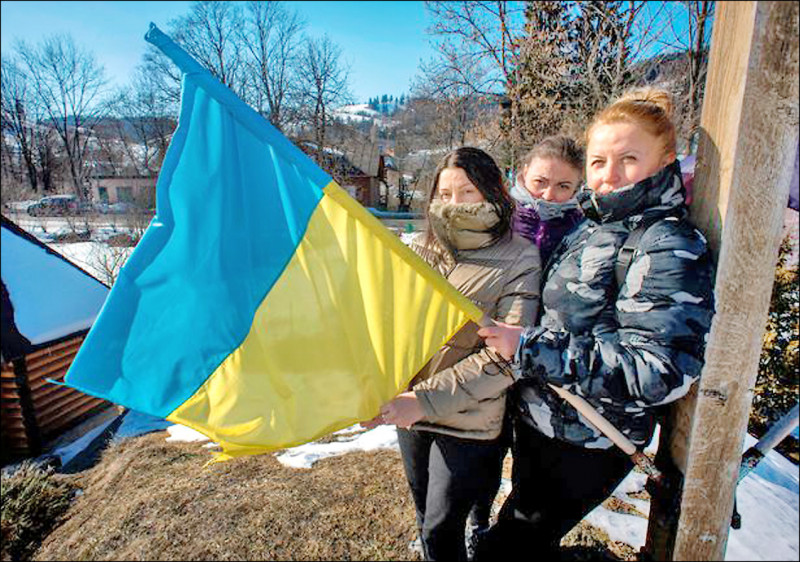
[29,431,639,561]
[33,433,419,561]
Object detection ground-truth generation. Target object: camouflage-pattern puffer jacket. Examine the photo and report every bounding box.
[511,161,716,449]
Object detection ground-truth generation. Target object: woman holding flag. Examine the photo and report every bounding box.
[365,146,541,561]
[476,87,716,558]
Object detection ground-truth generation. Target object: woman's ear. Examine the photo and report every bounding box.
[661,151,677,168]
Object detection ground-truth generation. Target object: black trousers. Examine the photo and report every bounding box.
[477,417,633,559]
[397,428,506,561]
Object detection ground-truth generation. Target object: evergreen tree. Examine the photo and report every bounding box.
[507,1,574,149]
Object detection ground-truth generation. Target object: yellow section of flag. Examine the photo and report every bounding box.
[168,181,483,460]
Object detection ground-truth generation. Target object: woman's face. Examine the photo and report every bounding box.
[586,122,674,195]
[522,157,581,203]
[436,167,487,204]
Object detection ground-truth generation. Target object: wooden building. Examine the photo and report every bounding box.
[1,216,112,462]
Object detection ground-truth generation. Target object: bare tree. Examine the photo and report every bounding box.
[142,1,249,105]
[565,1,672,131]
[661,1,715,154]
[173,1,248,94]
[89,242,133,286]
[107,69,178,176]
[294,35,351,166]
[241,1,305,131]
[1,57,39,191]
[14,34,108,200]
[424,1,526,96]
[413,53,489,151]
[423,1,527,165]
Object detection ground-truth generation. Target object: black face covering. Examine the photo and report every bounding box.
[576,160,685,224]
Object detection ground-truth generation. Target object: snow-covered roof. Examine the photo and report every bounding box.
[1,215,109,362]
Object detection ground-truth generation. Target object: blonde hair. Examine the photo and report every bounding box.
[586,87,677,158]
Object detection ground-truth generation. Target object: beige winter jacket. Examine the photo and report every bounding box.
[407,221,541,440]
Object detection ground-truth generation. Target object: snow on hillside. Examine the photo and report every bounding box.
[331,103,380,123]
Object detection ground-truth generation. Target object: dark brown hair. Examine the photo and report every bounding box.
[424,146,514,248]
[518,136,584,180]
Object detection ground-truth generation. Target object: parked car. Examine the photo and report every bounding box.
[27,195,81,217]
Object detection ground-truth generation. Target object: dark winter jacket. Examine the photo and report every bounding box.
[511,161,716,449]
[512,204,584,265]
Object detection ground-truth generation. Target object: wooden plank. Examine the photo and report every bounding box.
[25,354,75,381]
[29,375,67,393]
[646,2,800,560]
[36,393,107,429]
[3,429,30,439]
[24,344,82,374]
[39,398,109,435]
[25,335,84,363]
[34,391,97,424]
[0,401,24,413]
[30,384,79,410]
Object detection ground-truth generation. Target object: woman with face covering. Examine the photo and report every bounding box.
[476,88,716,558]
[511,136,585,265]
[364,147,541,561]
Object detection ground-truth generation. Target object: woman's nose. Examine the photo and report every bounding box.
[541,186,557,202]
[602,163,620,187]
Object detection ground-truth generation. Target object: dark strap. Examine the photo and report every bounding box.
[615,215,667,288]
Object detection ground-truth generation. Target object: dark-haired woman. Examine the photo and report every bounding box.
[364,146,541,561]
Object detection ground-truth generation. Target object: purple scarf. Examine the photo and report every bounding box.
[512,205,584,265]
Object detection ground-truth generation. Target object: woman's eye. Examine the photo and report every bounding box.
[623,155,637,162]
[558,184,573,190]
[590,160,604,167]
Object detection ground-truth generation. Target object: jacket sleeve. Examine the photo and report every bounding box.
[414,245,541,419]
[515,221,715,409]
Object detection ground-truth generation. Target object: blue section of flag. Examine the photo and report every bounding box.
[65,24,331,418]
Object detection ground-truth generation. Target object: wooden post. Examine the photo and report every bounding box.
[645,2,799,560]
[12,358,42,455]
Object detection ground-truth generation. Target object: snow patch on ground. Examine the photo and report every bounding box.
[274,424,399,469]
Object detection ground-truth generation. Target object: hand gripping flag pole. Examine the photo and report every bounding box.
[477,314,665,485]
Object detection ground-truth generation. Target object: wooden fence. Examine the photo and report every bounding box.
[1,332,112,462]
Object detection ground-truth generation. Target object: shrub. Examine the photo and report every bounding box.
[750,234,799,462]
[0,462,77,561]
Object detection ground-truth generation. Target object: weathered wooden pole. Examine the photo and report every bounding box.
[645,2,799,560]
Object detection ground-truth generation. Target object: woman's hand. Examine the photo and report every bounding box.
[381,392,425,429]
[360,413,386,430]
[477,322,524,361]
[360,392,426,430]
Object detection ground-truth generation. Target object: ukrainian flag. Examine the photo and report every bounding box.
[64,24,482,461]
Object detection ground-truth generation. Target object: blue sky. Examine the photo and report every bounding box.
[0,0,437,103]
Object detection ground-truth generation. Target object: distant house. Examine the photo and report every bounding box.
[87,174,157,208]
[1,215,112,462]
[297,141,381,208]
